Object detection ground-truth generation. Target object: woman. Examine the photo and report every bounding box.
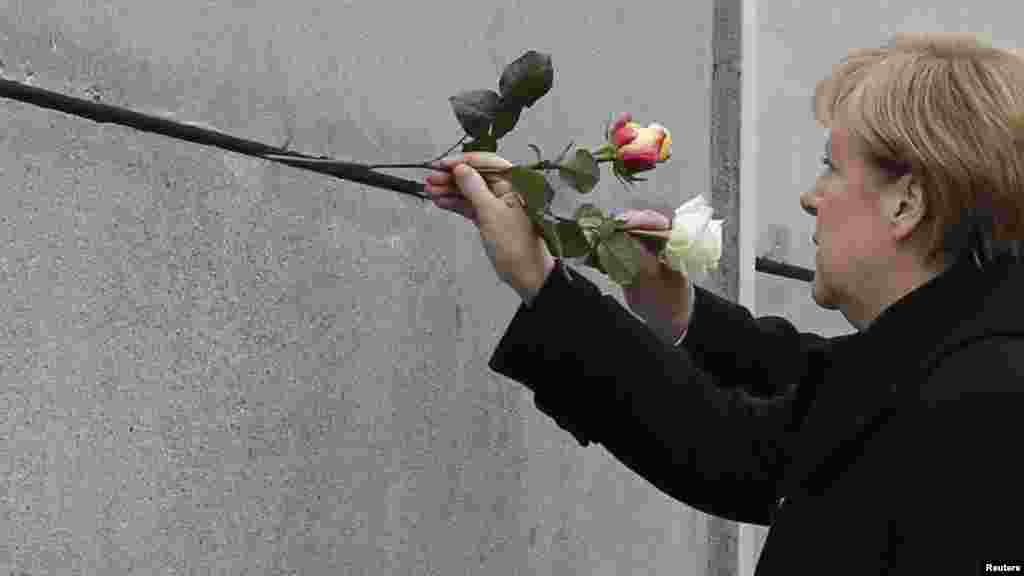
[424,33,1024,574]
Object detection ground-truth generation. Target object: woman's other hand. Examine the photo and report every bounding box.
[616,209,693,343]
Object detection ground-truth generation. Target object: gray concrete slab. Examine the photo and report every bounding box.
[1,1,719,573]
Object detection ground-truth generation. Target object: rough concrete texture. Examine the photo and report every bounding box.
[0,1,726,574]
[705,0,741,574]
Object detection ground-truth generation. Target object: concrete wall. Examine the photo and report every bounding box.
[0,1,725,574]
[745,0,1024,567]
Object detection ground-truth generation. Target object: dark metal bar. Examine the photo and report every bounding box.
[0,78,430,200]
[2,79,818,283]
[755,257,815,282]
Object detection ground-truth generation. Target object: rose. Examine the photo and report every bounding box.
[607,113,673,172]
[662,195,724,278]
[414,53,715,286]
[381,52,709,287]
[596,112,673,183]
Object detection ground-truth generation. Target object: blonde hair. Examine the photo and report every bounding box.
[814,33,1024,268]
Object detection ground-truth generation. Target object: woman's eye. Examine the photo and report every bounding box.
[821,156,835,172]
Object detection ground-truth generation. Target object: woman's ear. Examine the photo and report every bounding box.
[883,173,927,241]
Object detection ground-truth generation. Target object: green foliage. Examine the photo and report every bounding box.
[449,51,553,143]
[574,203,605,229]
[557,149,600,194]
[595,231,644,286]
[502,167,553,212]
[555,220,591,258]
[583,251,607,274]
[449,90,502,139]
[441,50,665,287]
[492,104,522,139]
[498,51,554,110]
[462,134,498,153]
[596,218,618,242]
[565,203,644,284]
[533,215,562,259]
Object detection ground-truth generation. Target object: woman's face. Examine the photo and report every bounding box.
[800,127,893,320]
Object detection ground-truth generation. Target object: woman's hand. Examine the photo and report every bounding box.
[424,153,556,305]
[616,209,693,343]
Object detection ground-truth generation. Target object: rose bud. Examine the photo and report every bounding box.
[607,113,673,176]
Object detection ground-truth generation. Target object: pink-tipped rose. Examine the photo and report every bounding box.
[605,112,672,177]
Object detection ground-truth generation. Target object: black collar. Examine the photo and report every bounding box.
[859,254,1024,367]
[780,255,1024,498]
[857,256,988,359]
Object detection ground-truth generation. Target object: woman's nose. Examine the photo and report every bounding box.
[800,188,818,217]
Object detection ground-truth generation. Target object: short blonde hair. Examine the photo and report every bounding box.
[814,33,1024,268]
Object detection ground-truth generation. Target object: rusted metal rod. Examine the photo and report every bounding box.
[1,78,816,282]
[0,78,430,200]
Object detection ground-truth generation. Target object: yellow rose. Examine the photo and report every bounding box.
[606,112,672,177]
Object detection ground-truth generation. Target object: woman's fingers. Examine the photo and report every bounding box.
[446,152,514,171]
[425,169,482,223]
[425,171,451,187]
[617,209,672,230]
[426,153,518,225]
[429,155,514,200]
[427,186,475,220]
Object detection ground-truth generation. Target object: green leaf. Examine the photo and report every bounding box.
[503,166,553,212]
[573,201,602,243]
[528,214,572,282]
[596,231,644,286]
[498,51,554,109]
[574,203,605,230]
[450,90,502,139]
[557,149,600,194]
[583,250,607,274]
[533,215,563,260]
[462,133,499,153]
[573,202,602,240]
[527,144,544,164]
[597,218,618,242]
[492,103,522,139]
[555,220,591,257]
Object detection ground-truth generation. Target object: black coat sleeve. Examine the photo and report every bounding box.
[488,259,844,526]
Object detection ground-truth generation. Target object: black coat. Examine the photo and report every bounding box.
[489,255,1024,575]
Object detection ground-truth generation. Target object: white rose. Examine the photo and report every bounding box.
[662,195,725,278]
